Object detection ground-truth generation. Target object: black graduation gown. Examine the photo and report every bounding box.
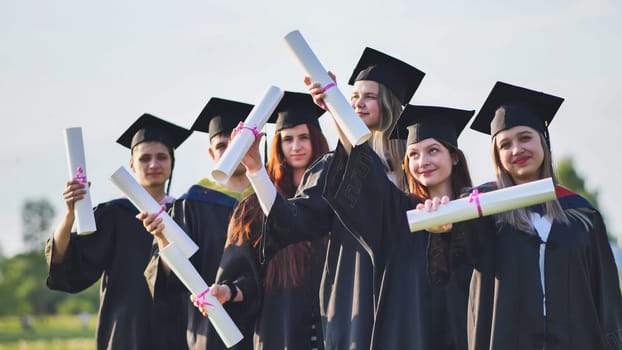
[45,198,187,350]
[430,184,622,350]
[144,182,255,350]
[262,152,376,350]
[217,225,326,350]
[322,143,464,350]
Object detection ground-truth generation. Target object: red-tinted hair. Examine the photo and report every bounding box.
[227,123,329,291]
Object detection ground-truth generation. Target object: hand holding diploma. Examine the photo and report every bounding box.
[136,205,170,248]
[407,178,556,232]
[64,127,97,235]
[110,166,198,257]
[283,30,371,146]
[211,86,283,183]
[192,284,239,316]
[415,196,453,233]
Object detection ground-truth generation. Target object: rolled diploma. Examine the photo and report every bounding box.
[211,86,284,183]
[159,242,243,348]
[64,127,97,235]
[407,177,556,232]
[110,166,198,257]
[283,30,371,146]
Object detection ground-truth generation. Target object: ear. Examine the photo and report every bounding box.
[129,157,135,172]
[451,153,459,166]
[208,147,216,161]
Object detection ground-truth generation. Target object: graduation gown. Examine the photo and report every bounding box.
[322,143,465,350]
[217,224,326,350]
[144,179,254,350]
[262,152,376,350]
[45,198,187,350]
[430,183,622,350]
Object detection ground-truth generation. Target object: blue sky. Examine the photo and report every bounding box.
[1,0,620,255]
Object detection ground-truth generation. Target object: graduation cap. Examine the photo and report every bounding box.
[116,113,192,150]
[191,97,254,139]
[470,81,564,143]
[391,105,474,147]
[348,47,425,105]
[267,91,325,132]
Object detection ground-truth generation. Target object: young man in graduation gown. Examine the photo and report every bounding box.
[45,114,191,350]
[143,98,255,350]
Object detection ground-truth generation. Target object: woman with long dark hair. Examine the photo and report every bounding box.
[207,91,329,350]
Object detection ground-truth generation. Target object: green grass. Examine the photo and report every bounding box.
[0,315,95,349]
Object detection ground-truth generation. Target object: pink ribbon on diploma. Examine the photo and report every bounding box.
[468,189,483,217]
[320,82,336,110]
[156,207,165,217]
[74,167,87,183]
[195,288,215,309]
[234,123,259,137]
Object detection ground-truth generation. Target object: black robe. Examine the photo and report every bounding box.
[45,198,187,350]
[322,143,467,350]
[429,183,622,350]
[144,181,255,350]
[217,225,326,350]
[262,152,376,350]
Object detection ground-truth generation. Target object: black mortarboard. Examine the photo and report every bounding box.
[391,105,474,147]
[116,113,192,150]
[470,81,564,141]
[267,91,325,132]
[348,47,425,106]
[191,98,254,139]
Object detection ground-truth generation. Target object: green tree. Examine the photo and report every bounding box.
[21,198,56,252]
[556,156,615,241]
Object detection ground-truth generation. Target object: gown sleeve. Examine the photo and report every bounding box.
[260,153,336,257]
[215,241,262,323]
[45,203,116,293]
[322,142,412,261]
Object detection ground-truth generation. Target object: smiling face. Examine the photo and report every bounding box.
[494,125,545,184]
[280,123,312,171]
[406,138,456,195]
[130,141,172,189]
[350,80,381,130]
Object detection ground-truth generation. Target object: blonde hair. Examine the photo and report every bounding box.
[368,83,408,192]
[492,130,592,233]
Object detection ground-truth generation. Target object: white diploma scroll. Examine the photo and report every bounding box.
[64,127,97,235]
[407,177,556,232]
[282,30,371,146]
[159,242,244,348]
[211,86,284,184]
[110,166,198,257]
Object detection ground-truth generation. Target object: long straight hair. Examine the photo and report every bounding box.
[492,130,591,233]
[404,140,472,200]
[368,83,408,192]
[226,123,329,291]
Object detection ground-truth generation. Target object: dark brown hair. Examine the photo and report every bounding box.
[403,139,472,200]
[227,123,329,291]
